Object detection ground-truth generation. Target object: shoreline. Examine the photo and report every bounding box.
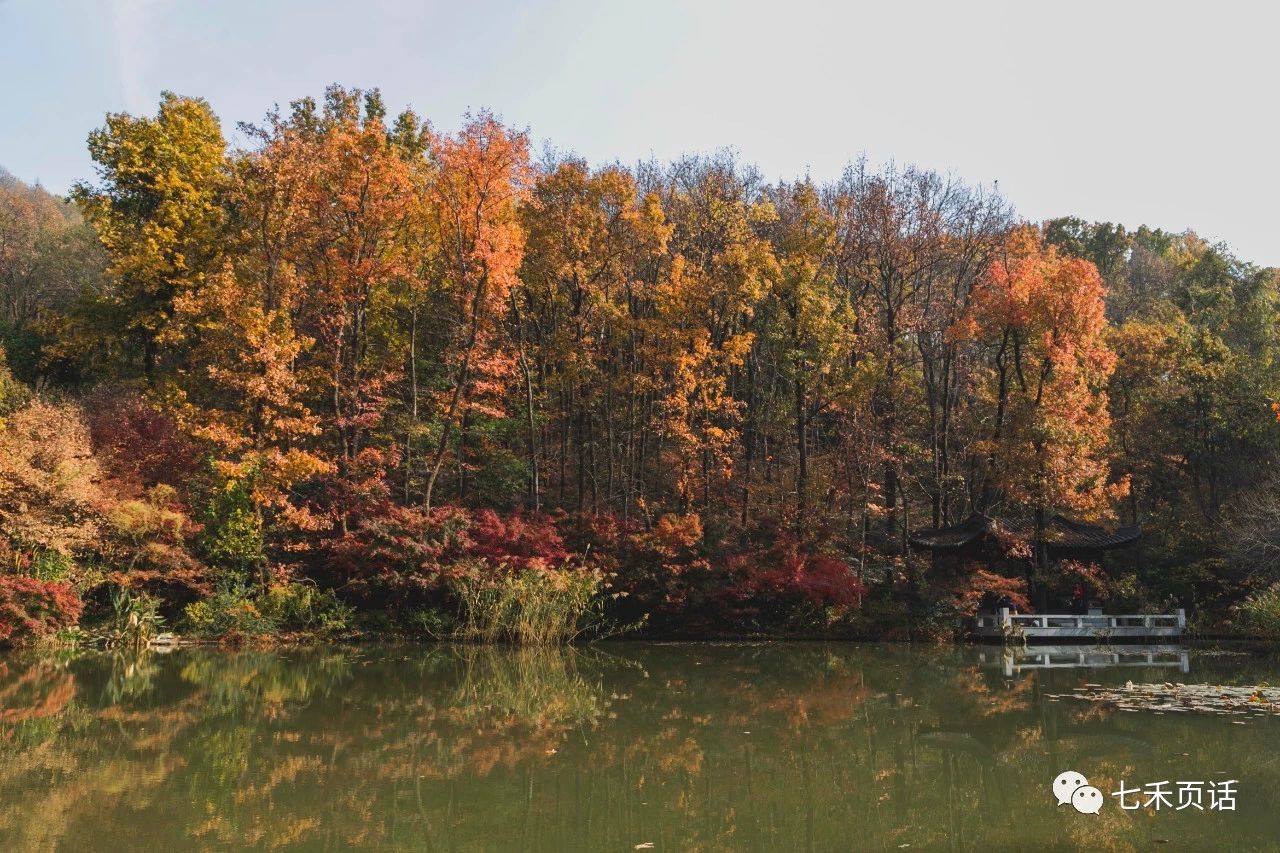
[13,631,1279,655]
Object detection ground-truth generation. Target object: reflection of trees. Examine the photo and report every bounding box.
[1,646,1280,849]
[0,659,77,730]
[179,648,354,713]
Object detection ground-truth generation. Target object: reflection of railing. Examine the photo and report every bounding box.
[975,645,1190,677]
[974,608,1185,643]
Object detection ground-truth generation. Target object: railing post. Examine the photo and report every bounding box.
[1176,608,1186,631]
[1000,607,1010,633]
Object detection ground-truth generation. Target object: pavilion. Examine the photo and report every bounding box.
[909,512,1140,570]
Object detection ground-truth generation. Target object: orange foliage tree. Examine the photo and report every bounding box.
[418,113,531,511]
[954,225,1126,569]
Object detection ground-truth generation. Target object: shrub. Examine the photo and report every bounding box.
[28,549,75,582]
[945,567,1031,617]
[0,398,104,559]
[325,505,466,595]
[184,581,353,638]
[106,483,209,598]
[195,472,265,576]
[327,506,575,618]
[847,595,914,641]
[257,582,354,634]
[0,348,27,416]
[843,590,960,643]
[733,543,864,609]
[717,535,865,630]
[404,606,455,638]
[0,576,84,647]
[577,513,704,629]
[1237,582,1280,637]
[82,389,199,491]
[467,509,570,569]
[906,591,965,644]
[183,583,278,638]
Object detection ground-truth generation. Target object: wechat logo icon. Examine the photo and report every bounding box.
[1054,770,1104,815]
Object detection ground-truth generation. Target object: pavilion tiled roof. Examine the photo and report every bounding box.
[909,512,1140,552]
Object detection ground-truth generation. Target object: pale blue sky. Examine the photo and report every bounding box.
[2,0,1276,264]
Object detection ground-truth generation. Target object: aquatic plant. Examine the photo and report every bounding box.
[449,563,605,645]
[100,587,165,650]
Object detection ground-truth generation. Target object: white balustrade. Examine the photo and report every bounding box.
[978,608,1186,640]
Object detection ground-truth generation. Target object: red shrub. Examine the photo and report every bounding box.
[727,537,865,613]
[83,390,199,493]
[0,576,84,646]
[323,506,588,622]
[324,504,466,602]
[556,511,632,567]
[468,509,570,570]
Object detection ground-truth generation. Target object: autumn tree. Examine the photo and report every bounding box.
[416,113,531,511]
[756,180,852,530]
[830,162,949,547]
[0,172,107,382]
[911,186,1010,529]
[517,159,666,513]
[73,92,227,380]
[172,87,431,571]
[169,100,332,559]
[650,155,775,517]
[955,226,1123,574]
[288,89,421,533]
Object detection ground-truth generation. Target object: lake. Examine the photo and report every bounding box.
[1,643,1278,851]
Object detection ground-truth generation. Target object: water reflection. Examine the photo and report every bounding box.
[0,643,1277,850]
[976,645,1191,677]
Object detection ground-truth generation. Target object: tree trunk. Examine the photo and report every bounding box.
[795,376,809,533]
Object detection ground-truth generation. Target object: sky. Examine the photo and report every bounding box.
[2,0,1277,264]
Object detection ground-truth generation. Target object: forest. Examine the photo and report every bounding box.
[2,85,1280,646]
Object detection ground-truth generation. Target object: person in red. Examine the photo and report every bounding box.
[1072,583,1086,614]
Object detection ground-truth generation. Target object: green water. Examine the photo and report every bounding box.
[1,643,1278,851]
